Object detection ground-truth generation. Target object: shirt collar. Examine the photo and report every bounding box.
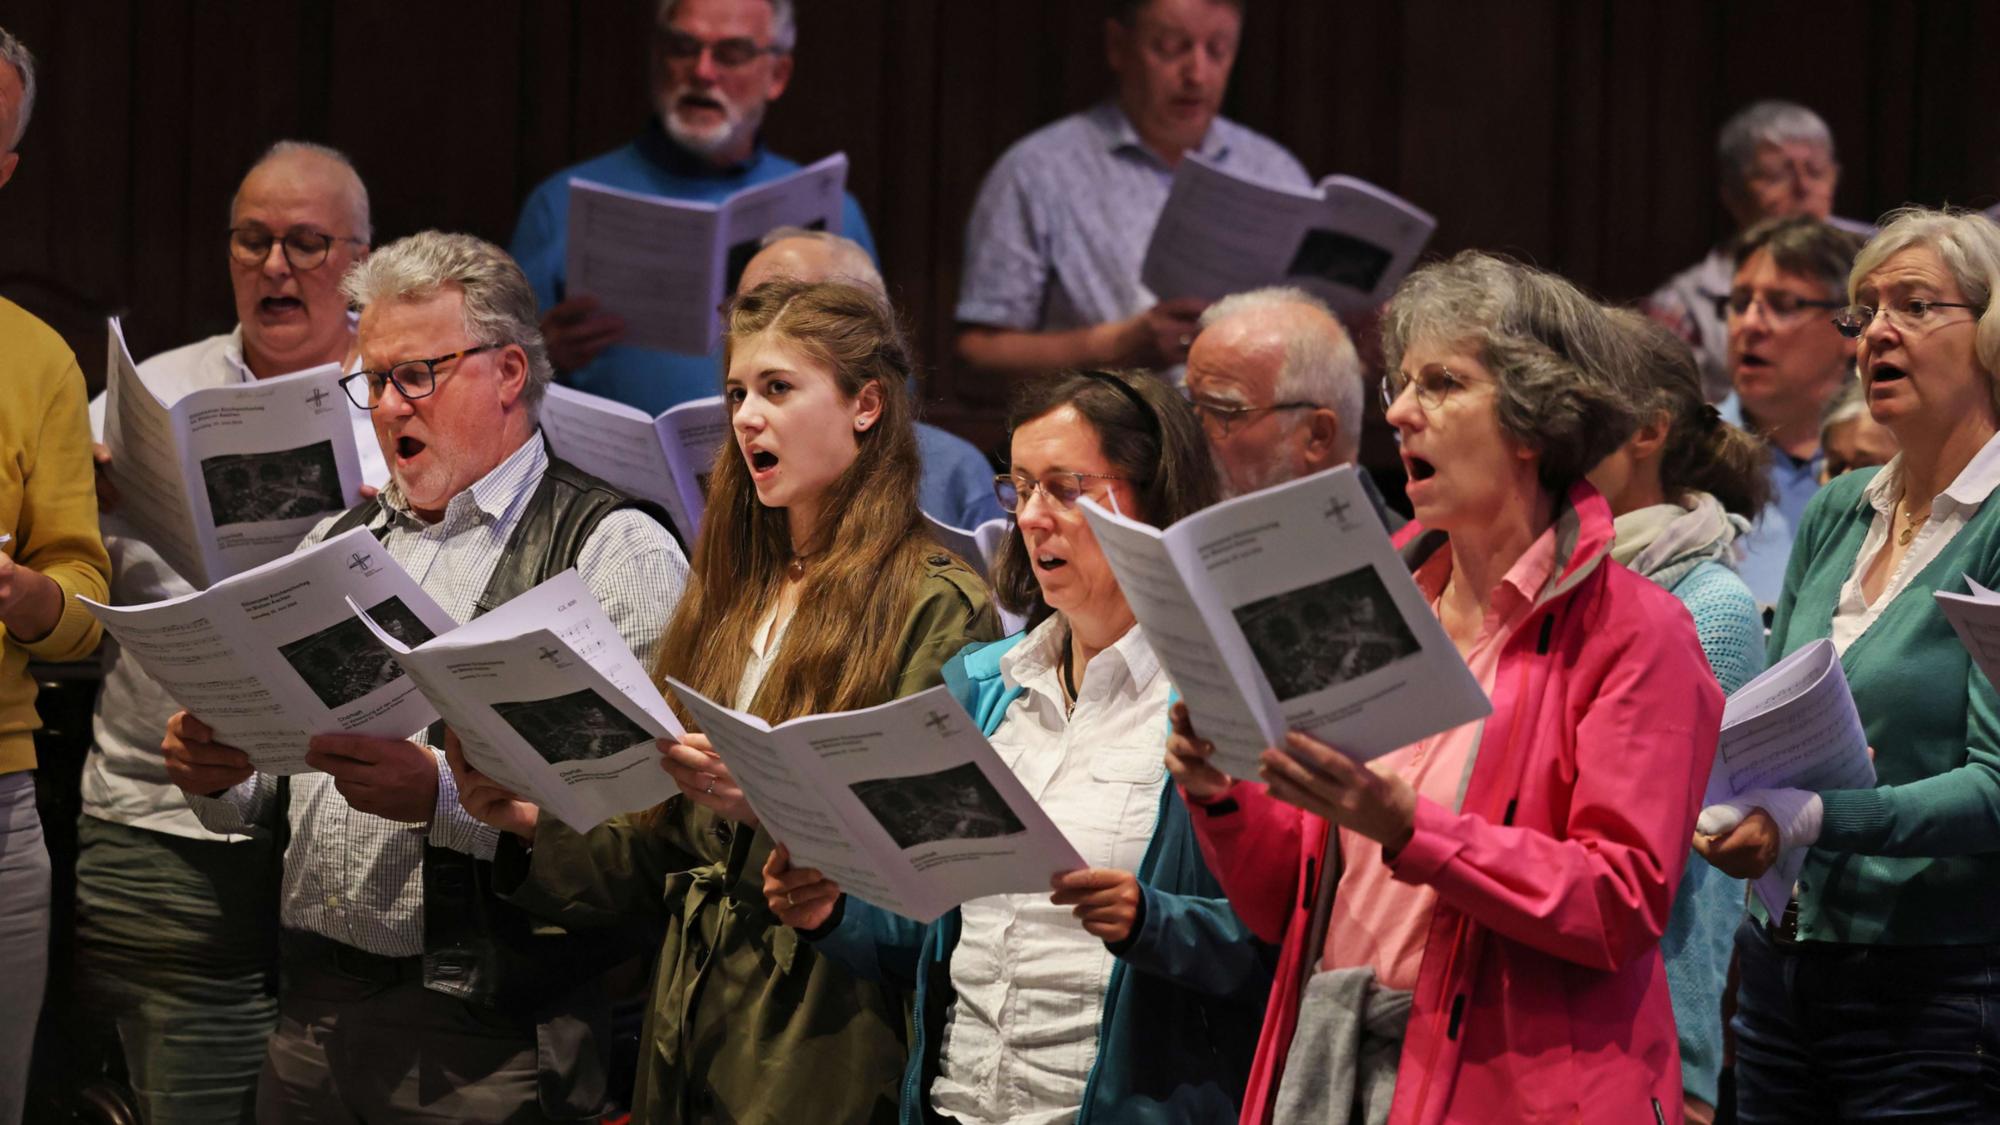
[378,431,546,530]
[219,327,255,384]
[1089,100,1230,167]
[1000,612,1162,703]
[1412,520,1563,635]
[1862,430,2000,516]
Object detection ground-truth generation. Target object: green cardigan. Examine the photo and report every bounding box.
[493,554,1000,1123]
[1768,466,2000,945]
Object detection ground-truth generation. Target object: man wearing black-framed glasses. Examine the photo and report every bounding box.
[1183,287,1403,527]
[74,140,385,1125]
[510,0,878,417]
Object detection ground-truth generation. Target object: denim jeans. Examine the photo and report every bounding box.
[0,772,50,1125]
[1733,915,2000,1122]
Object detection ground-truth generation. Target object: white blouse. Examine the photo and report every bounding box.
[929,615,1171,1125]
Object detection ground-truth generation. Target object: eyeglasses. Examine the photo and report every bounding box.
[993,471,1135,514]
[228,226,366,272]
[340,344,505,410]
[1189,398,1318,437]
[1712,287,1845,325]
[654,29,782,68]
[1831,299,1985,339]
[1745,158,1837,191]
[1379,364,1466,413]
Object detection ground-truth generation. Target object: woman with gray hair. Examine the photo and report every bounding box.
[1169,251,1724,1123]
[1696,206,2000,1120]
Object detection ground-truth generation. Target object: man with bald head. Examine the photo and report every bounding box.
[73,140,385,1125]
[1185,287,1398,528]
[739,228,1005,527]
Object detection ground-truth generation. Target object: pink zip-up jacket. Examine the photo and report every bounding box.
[1191,485,1722,1124]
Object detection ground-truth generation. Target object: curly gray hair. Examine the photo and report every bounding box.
[1382,251,1647,495]
[339,231,553,412]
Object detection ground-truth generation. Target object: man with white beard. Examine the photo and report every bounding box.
[509,0,875,414]
[1184,287,1400,526]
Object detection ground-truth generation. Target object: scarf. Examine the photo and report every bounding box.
[1609,492,1750,591]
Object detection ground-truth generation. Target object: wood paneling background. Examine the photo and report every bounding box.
[4,0,1997,460]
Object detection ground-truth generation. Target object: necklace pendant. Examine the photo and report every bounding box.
[786,558,806,581]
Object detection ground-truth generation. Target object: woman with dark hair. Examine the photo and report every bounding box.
[449,279,1000,1123]
[1590,309,1771,1124]
[1168,252,1724,1124]
[764,369,1270,1124]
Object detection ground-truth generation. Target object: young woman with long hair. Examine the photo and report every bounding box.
[451,279,1000,1124]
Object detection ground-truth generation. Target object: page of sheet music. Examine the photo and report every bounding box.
[566,178,721,354]
[668,678,1084,922]
[353,570,684,833]
[82,528,455,774]
[1937,577,2000,690]
[541,384,683,517]
[654,396,728,542]
[104,319,204,582]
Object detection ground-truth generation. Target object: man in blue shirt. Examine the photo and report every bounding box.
[510,0,874,414]
[955,0,1310,380]
[1717,215,1863,609]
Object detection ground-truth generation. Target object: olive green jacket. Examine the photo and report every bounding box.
[495,554,1001,1124]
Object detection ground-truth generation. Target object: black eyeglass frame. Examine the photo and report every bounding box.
[1710,289,1846,322]
[340,344,507,410]
[227,225,368,272]
[652,28,786,68]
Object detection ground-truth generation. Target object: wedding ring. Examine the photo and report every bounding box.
[787,891,796,908]
[705,777,716,796]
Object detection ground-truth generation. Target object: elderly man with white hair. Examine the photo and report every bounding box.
[75,139,385,1125]
[0,24,113,1125]
[739,227,1006,528]
[1185,286,1402,525]
[512,0,876,415]
[1647,99,1847,402]
[162,232,688,1123]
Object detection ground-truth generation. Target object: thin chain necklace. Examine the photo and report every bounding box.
[1898,495,1933,548]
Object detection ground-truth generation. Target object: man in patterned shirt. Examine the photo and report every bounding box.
[163,232,689,1122]
[954,0,1311,379]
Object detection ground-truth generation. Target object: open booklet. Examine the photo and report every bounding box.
[542,385,727,542]
[103,318,367,589]
[1708,638,1875,918]
[350,569,685,833]
[1935,576,2000,688]
[1078,466,1488,778]
[565,154,849,356]
[1141,154,1436,313]
[80,528,457,774]
[664,677,1085,922]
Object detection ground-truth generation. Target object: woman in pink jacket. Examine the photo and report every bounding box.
[1168,252,1725,1125]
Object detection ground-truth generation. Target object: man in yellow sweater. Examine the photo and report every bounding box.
[0,25,114,1125]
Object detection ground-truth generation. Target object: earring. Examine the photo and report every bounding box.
[856,420,868,431]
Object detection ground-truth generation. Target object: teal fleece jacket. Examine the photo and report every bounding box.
[810,633,1274,1123]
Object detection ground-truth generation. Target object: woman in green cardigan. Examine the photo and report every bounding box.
[1695,206,2000,1121]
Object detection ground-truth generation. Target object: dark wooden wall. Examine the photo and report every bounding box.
[5,0,1998,456]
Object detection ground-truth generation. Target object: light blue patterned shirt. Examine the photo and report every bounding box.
[1719,392,1825,609]
[956,101,1310,333]
[190,435,689,956]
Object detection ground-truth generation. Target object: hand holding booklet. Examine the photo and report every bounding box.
[350,570,685,833]
[565,154,849,356]
[1705,638,1875,918]
[103,318,367,588]
[1078,466,1489,779]
[81,528,457,774]
[664,677,1085,922]
[541,385,727,542]
[1140,154,1435,313]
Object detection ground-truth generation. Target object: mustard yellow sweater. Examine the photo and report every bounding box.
[0,298,110,773]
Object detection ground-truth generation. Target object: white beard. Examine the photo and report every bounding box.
[660,85,764,157]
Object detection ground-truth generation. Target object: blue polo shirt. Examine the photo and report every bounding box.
[1719,392,1825,609]
[510,119,876,415]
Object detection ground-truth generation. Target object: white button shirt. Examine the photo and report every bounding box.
[930,616,1171,1125]
[81,328,386,840]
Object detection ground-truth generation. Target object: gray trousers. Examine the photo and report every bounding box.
[0,772,49,1125]
[75,815,280,1125]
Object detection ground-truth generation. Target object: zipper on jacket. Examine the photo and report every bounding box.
[1302,857,1315,911]
[1652,1097,1667,1125]
[1535,614,1554,654]
[1445,993,1466,1040]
